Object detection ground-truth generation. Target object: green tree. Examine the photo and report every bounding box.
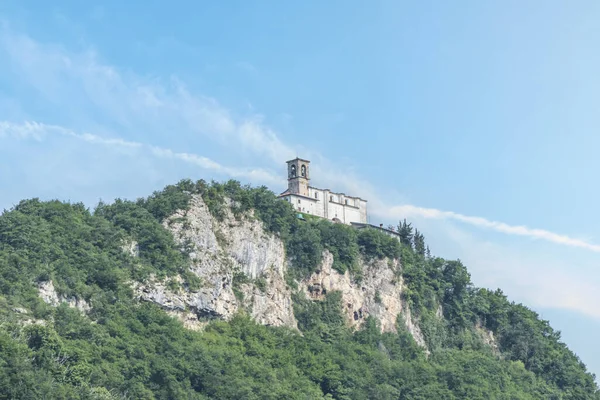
[397,219,414,247]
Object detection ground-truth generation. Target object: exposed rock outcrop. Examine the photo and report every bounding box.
[300,250,426,346]
[401,303,427,348]
[38,280,91,313]
[121,239,139,258]
[134,195,296,329]
[132,195,427,347]
[476,321,500,354]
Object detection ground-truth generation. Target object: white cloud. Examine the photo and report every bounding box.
[435,220,600,319]
[388,204,600,253]
[0,121,283,186]
[0,120,49,140]
[0,26,298,166]
[146,144,284,185]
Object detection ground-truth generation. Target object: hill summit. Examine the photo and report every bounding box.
[0,179,597,399]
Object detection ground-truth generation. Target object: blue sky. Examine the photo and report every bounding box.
[2,0,600,380]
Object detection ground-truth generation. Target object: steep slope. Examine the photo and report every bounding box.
[133,192,425,344]
[136,194,295,329]
[0,179,597,399]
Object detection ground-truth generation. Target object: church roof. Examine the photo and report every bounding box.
[280,192,318,202]
[351,222,400,237]
[308,186,367,202]
[286,157,311,164]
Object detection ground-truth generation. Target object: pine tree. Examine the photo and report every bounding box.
[414,229,426,256]
[397,219,413,248]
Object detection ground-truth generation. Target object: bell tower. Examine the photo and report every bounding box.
[287,158,310,196]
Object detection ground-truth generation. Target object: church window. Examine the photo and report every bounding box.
[301,165,306,177]
[315,192,318,199]
[329,195,333,202]
[298,199,301,204]
[290,164,296,178]
[345,199,348,205]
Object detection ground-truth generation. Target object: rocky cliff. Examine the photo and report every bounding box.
[15,182,595,398]
[125,195,428,346]
[129,195,295,330]
[34,194,480,351]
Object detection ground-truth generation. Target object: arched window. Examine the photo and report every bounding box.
[301,165,306,177]
[290,164,296,178]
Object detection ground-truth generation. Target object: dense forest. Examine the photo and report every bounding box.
[0,179,597,399]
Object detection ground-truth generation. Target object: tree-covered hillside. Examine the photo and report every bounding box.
[0,179,597,399]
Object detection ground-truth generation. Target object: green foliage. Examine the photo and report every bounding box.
[293,291,346,334]
[232,271,251,301]
[285,222,324,278]
[398,219,414,247]
[413,229,426,257]
[0,181,597,399]
[255,276,267,292]
[95,199,188,280]
[182,270,202,292]
[374,290,382,304]
[399,234,599,397]
[192,180,400,280]
[141,179,199,221]
[356,228,401,260]
[314,220,359,274]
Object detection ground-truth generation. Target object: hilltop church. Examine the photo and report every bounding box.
[279,158,368,225]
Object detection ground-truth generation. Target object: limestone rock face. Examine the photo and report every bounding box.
[121,239,139,258]
[134,195,296,329]
[38,280,91,313]
[132,194,428,348]
[401,303,427,348]
[300,251,425,345]
[38,280,60,306]
[476,321,499,354]
[34,195,436,349]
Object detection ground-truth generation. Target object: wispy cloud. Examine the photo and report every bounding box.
[0,121,284,186]
[147,145,283,185]
[388,204,600,253]
[7,118,597,258]
[0,26,297,165]
[436,221,600,319]
[0,120,49,140]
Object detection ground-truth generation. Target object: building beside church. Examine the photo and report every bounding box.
[278,158,368,225]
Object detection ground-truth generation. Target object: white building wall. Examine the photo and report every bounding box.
[343,206,361,224]
[283,190,368,225]
[307,187,327,218]
[359,199,368,223]
[328,202,345,221]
